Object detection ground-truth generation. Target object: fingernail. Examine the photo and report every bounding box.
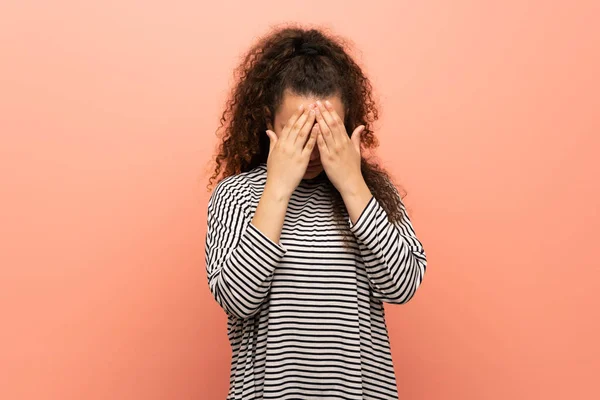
[325,100,332,107]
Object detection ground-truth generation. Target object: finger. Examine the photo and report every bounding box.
[315,103,336,149]
[350,125,364,154]
[325,101,347,138]
[316,125,329,155]
[302,123,319,157]
[281,104,307,140]
[294,105,317,148]
[285,105,311,143]
[266,129,277,152]
[317,100,342,142]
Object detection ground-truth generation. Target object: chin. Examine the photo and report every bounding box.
[303,167,324,179]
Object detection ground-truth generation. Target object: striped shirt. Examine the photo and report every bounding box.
[205,162,427,400]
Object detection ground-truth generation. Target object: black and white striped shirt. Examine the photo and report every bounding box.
[205,162,427,400]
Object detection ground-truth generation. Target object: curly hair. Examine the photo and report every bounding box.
[206,24,408,244]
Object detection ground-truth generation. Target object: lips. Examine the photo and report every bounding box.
[307,163,321,169]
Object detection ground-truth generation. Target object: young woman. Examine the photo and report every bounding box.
[205,26,427,400]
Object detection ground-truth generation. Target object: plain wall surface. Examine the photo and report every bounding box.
[1,1,598,399]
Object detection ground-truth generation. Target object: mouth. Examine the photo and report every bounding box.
[307,163,321,169]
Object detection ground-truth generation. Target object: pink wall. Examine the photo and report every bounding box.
[1,1,598,399]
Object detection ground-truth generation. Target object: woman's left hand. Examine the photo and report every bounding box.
[314,100,366,196]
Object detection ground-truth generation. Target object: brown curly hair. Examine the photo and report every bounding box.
[206,24,408,243]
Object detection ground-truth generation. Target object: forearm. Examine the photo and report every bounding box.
[251,181,291,245]
[343,178,427,304]
[340,177,373,225]
[206,183,288,319]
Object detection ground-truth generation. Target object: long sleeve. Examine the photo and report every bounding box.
[205,183,287,319]
[348,193,427,304]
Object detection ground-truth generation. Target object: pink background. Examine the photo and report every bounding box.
[1,1,598,399]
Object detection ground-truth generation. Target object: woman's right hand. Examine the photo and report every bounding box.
[264,103,318,198]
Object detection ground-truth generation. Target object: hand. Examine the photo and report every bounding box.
[264,104,318,198]
[314,100,367,196]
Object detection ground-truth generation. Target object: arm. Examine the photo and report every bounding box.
[343,180,427,304]
[205,181,289,319]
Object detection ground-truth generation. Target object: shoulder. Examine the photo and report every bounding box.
[209,163,268,208]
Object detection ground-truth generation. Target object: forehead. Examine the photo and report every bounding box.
[275,91,345,125]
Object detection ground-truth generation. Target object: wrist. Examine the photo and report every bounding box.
[339,176,371,199]
[264,181,292,202]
